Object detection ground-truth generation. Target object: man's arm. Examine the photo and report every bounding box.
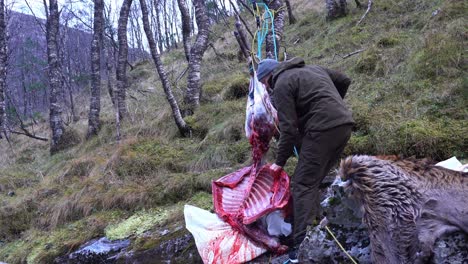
[274,78,298,167]
[323,67,351,99]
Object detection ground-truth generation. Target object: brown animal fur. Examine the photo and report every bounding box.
[339,155,468,264]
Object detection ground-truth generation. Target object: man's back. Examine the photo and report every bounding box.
[272,59,354,134]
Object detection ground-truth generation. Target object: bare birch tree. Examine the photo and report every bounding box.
[0,0,6,139]
[139,0,189,136]
[116,0,133,120]
[177,0,191,61]
[153,0,164,53]
[183,0,210,116]
[87,0,104,138]
[46,0,66,153]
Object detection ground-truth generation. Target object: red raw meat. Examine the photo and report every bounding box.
[213,164,290,225]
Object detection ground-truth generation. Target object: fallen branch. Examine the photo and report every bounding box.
[356,0,372,26]
[8,129,48,141]
[342,48,365,59]
[209,43,223,58]
[175,66,188,84]
[4,93,48,141]
[332,49,365,61]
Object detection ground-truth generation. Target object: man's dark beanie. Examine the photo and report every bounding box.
[257,59,279,81]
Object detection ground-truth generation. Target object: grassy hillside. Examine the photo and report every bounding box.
[0,0,466,262]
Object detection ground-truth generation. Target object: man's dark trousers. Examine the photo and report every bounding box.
[291,124,353,246]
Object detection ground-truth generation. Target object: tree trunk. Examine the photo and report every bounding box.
[104,36,115,106]
[116,0,133,120]
[162,0,171,51]
[326,0,348,19]
[183,0,210,116]
[284,0,296,24]
[153,0,163,53]
[139,0,189,136]
[46,0,65,153]
[177,0,191,61]
[234,16,250,59]
[355,0,362,8]
[339,0,348,16]
[229,0,253,38]
[0,0,6,139]
[171,0,179,49]
[132,6,144,59]
[87,0,104,138]
[265,0,285,59]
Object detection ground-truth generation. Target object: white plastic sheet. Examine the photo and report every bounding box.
[184,205,267,264]
[436,156,467,172]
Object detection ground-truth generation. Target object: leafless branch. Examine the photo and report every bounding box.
[5,93,48,141]
[237,0,254,16]
[342,48,365,58]
[356,0,372,26]
[65,7,119,51]
[175,66,188,84]
[8,129,48,141]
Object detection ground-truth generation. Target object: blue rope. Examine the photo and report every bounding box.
[254,2,278,61]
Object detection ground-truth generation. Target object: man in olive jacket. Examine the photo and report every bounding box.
[256,57,354,261]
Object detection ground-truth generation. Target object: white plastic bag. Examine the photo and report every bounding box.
[258,210,292,237]
[245,73,277,139]
[436,156,467,172]
[184,205,267,264]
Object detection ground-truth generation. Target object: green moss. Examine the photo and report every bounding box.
[184,99,245,140]
[349,118,467,159]
[377,36,400,48]
[393,119,467,159]
[129,67,153,81]
[62,159,95,180]
[202,72,249,101]
[115,139,194,177]
[222,73,250,100]
[0,197,37,241]
[51,128,82,155]
[187,191,213,211]
[131,226,189,252]
[354,48,381,74]
[203,80,226,98]
[194,168,233,193]
[344,134,375,156]
[105,208,169,240]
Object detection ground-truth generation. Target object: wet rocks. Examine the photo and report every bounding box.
[54,237,130,264]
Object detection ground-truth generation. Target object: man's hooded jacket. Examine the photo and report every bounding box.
[271,58,354,167]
